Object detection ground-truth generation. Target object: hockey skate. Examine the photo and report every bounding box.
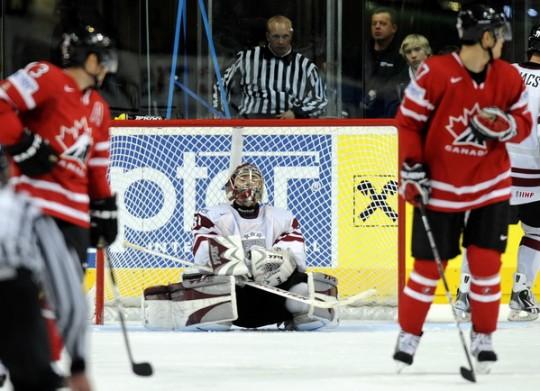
[393,330,421,372]
[470,330,497,374]
[454,274,471,322]
[508,273,539,322]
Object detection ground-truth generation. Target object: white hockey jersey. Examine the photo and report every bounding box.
[192,203,306,271]
[508,62,540,205]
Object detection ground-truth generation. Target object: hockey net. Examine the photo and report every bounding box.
[89,119,404,322]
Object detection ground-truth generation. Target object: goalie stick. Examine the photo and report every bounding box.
[417,203,476,383]
[105,248,153,377]
[123,241,376,309]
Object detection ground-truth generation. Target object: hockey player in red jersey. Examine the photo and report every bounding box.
[394,4,532,373]
[0,24,119,264]
[0,24,119,383]
[456,24,540,323]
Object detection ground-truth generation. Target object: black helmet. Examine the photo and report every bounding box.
[457,4,511,43]
[59,25,118,73]
[528,24,540,55]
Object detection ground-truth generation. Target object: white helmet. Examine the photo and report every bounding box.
[226,163,264,207]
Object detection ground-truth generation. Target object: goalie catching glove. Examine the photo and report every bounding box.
[4,129,58,176]
[470,106,517,142]
[90,195,118,247]
[249,246,296,287]
[399,162,430,206]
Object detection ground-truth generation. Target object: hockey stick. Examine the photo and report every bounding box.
[123,240,376,309]
[104,249,154,377]
[417,203,476,383]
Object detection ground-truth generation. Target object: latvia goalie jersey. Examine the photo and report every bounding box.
[0,61,113,227]
[192,203,307,271]
[397,52,532,212]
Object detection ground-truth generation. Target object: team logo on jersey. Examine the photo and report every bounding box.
[241,232,266,254]
[56,117,93,175]
[445,103,488,156]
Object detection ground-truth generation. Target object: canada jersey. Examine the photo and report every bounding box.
[0,61,112,227]
[192,203,306,271]
[507,62,540,205]
[397,52,532,212]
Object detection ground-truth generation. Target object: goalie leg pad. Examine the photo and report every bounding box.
[170,275,238,330]
[142,285,173,330]
[286,272,339,331]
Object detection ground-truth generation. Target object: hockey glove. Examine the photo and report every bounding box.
[250,246,296,287]
[470,107,517,142]
[399,162,430,206]
[4,129,58,176]
[90,195,118,248]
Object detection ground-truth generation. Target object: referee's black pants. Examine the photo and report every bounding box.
[0,268,62,390]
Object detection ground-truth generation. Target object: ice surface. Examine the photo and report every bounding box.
[3,307,540,390]
[87,319,539,390]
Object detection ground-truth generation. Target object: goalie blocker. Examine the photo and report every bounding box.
[142,271,338,331]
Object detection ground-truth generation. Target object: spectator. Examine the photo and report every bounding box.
[362,7,406,118]
[213,15,327,119]
[400,34,432,82]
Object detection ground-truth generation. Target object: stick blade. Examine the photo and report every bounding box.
[133,362,154,377]
[460,366,476,383]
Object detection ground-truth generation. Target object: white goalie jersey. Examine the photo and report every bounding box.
[191,203,307,271]
[508,62,540,205]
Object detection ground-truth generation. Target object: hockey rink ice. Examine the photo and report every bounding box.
[5,308,539,390]
[85,311,538,390]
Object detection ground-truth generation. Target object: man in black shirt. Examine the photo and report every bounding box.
[343,7,406,119]
[363,7,406,118]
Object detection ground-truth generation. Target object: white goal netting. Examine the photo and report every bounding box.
[91,122,400,320]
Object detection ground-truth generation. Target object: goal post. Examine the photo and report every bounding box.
[90,119,404,323]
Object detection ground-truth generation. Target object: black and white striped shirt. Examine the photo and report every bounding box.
[0,187,87,372]
[213,46,327,118]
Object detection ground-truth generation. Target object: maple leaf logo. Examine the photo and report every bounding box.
[445,103,487,149]
[55,117,93,168]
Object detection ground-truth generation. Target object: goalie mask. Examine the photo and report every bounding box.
[226,163,264,207]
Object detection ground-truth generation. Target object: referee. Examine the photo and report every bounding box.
[0,150,91,391]
[213,15,328,119]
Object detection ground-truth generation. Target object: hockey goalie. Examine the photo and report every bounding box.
[142,163,338,331]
